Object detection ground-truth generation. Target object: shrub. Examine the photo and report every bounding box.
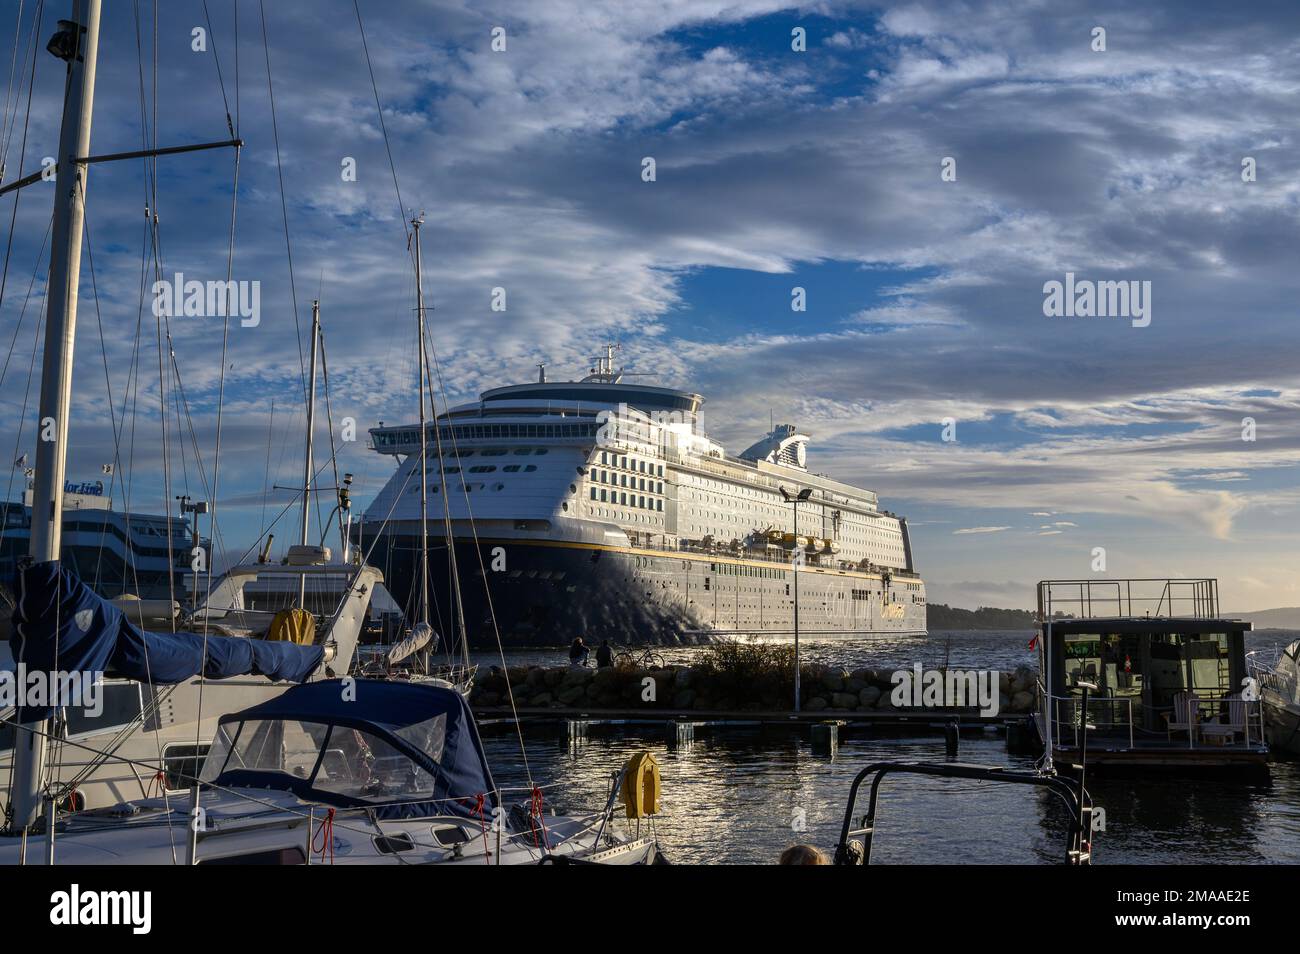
[694,637,795,696]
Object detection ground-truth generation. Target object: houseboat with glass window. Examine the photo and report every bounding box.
[360,346,926,646]
[1034,578,1268,773]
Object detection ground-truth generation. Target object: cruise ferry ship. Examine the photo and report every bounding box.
[360,348,926,646]
[0,481,196,602]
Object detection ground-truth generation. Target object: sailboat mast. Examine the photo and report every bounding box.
[412,215,429,627]
[11,0,103,834]
[299,300,320,606]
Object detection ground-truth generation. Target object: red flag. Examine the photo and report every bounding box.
[1028,633,1039,650]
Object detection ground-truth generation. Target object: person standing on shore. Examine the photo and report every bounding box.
[596,640,614,668]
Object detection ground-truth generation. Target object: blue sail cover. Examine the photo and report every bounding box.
[11,561,324,721]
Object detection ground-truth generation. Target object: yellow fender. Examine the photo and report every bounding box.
[621,751,661,818]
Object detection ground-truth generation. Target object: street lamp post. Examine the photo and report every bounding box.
[780,486,812,712]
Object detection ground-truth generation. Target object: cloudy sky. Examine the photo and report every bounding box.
[1,0,1297,611]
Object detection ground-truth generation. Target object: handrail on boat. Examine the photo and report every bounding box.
[833,761,1093,866]
[1036,578,1221,622]
[1043,689,1264,751]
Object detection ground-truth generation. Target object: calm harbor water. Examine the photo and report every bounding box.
[471,629,1300,864]
[468,628,1299,677]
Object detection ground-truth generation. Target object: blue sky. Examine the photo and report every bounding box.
[1,0,1298,610]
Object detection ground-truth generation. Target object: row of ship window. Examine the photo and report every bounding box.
[594,470,663,493]
[598,451,665,478]
[375,423,596,447]
[590,488,664,511]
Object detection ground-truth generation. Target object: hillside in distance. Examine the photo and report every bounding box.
[1227,607,1300,630]
[927,603,1038,630]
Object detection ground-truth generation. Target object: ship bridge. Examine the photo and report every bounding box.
[480,345,701,419]
[479,381,701,418]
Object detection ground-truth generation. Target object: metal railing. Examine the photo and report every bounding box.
[1050,693,1136,749]
[1247,648,1294,700]
[1045,690,1263,751]
[1037,578,1220,621]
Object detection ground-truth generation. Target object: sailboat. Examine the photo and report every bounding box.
[0,1,664,864]
[353,215,476,695]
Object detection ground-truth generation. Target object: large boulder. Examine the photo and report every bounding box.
[563,667,593,687]
[542,668,565,688]
[858,686,882,708]
[868,668,897,689]
[821,669,848,693]
[831,691,859,709]
[557,685,586,705]
[806,696,829,711]
[1010,666,1035,695]
[529,691,553,706]
[1011,690,1035,712]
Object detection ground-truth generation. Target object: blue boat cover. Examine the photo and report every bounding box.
[11,561,324,721]
[212,679,498,819]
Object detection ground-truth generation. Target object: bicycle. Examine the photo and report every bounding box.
[612,646,667,670]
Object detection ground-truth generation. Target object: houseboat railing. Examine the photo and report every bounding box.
[1037,578,1221,622]
[1046,690,1263,751]
[1051,694,1136,749]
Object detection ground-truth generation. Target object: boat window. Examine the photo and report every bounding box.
[514,449,532,455]
[469,466,496,473]
[314,727,439,801]
[481,449,508,457]
[534,449,548,455]
[162,743,208,791]
[64,682,142,739]
[524,465,537,472]
[205,717,440,802]
[373,833,416,854]
[204,719,330,780]
[503,465,521,472]
[393,712,447,764]
[433,825,471,847]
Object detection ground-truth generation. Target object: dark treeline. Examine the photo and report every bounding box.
[927,603,1039,630]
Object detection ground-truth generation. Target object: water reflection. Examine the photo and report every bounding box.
[482,728,1300,864]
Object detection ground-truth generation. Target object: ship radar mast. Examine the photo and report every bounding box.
[583,342,624,383]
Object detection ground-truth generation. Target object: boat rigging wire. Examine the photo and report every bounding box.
[0,0,43,320]
[258,0,308,403]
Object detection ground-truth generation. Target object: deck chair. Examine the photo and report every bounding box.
[1201,694,1248,745]
[1165,692,1199,745]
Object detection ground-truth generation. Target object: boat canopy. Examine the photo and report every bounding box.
[11,561,324,721]
[201,679,497,820]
